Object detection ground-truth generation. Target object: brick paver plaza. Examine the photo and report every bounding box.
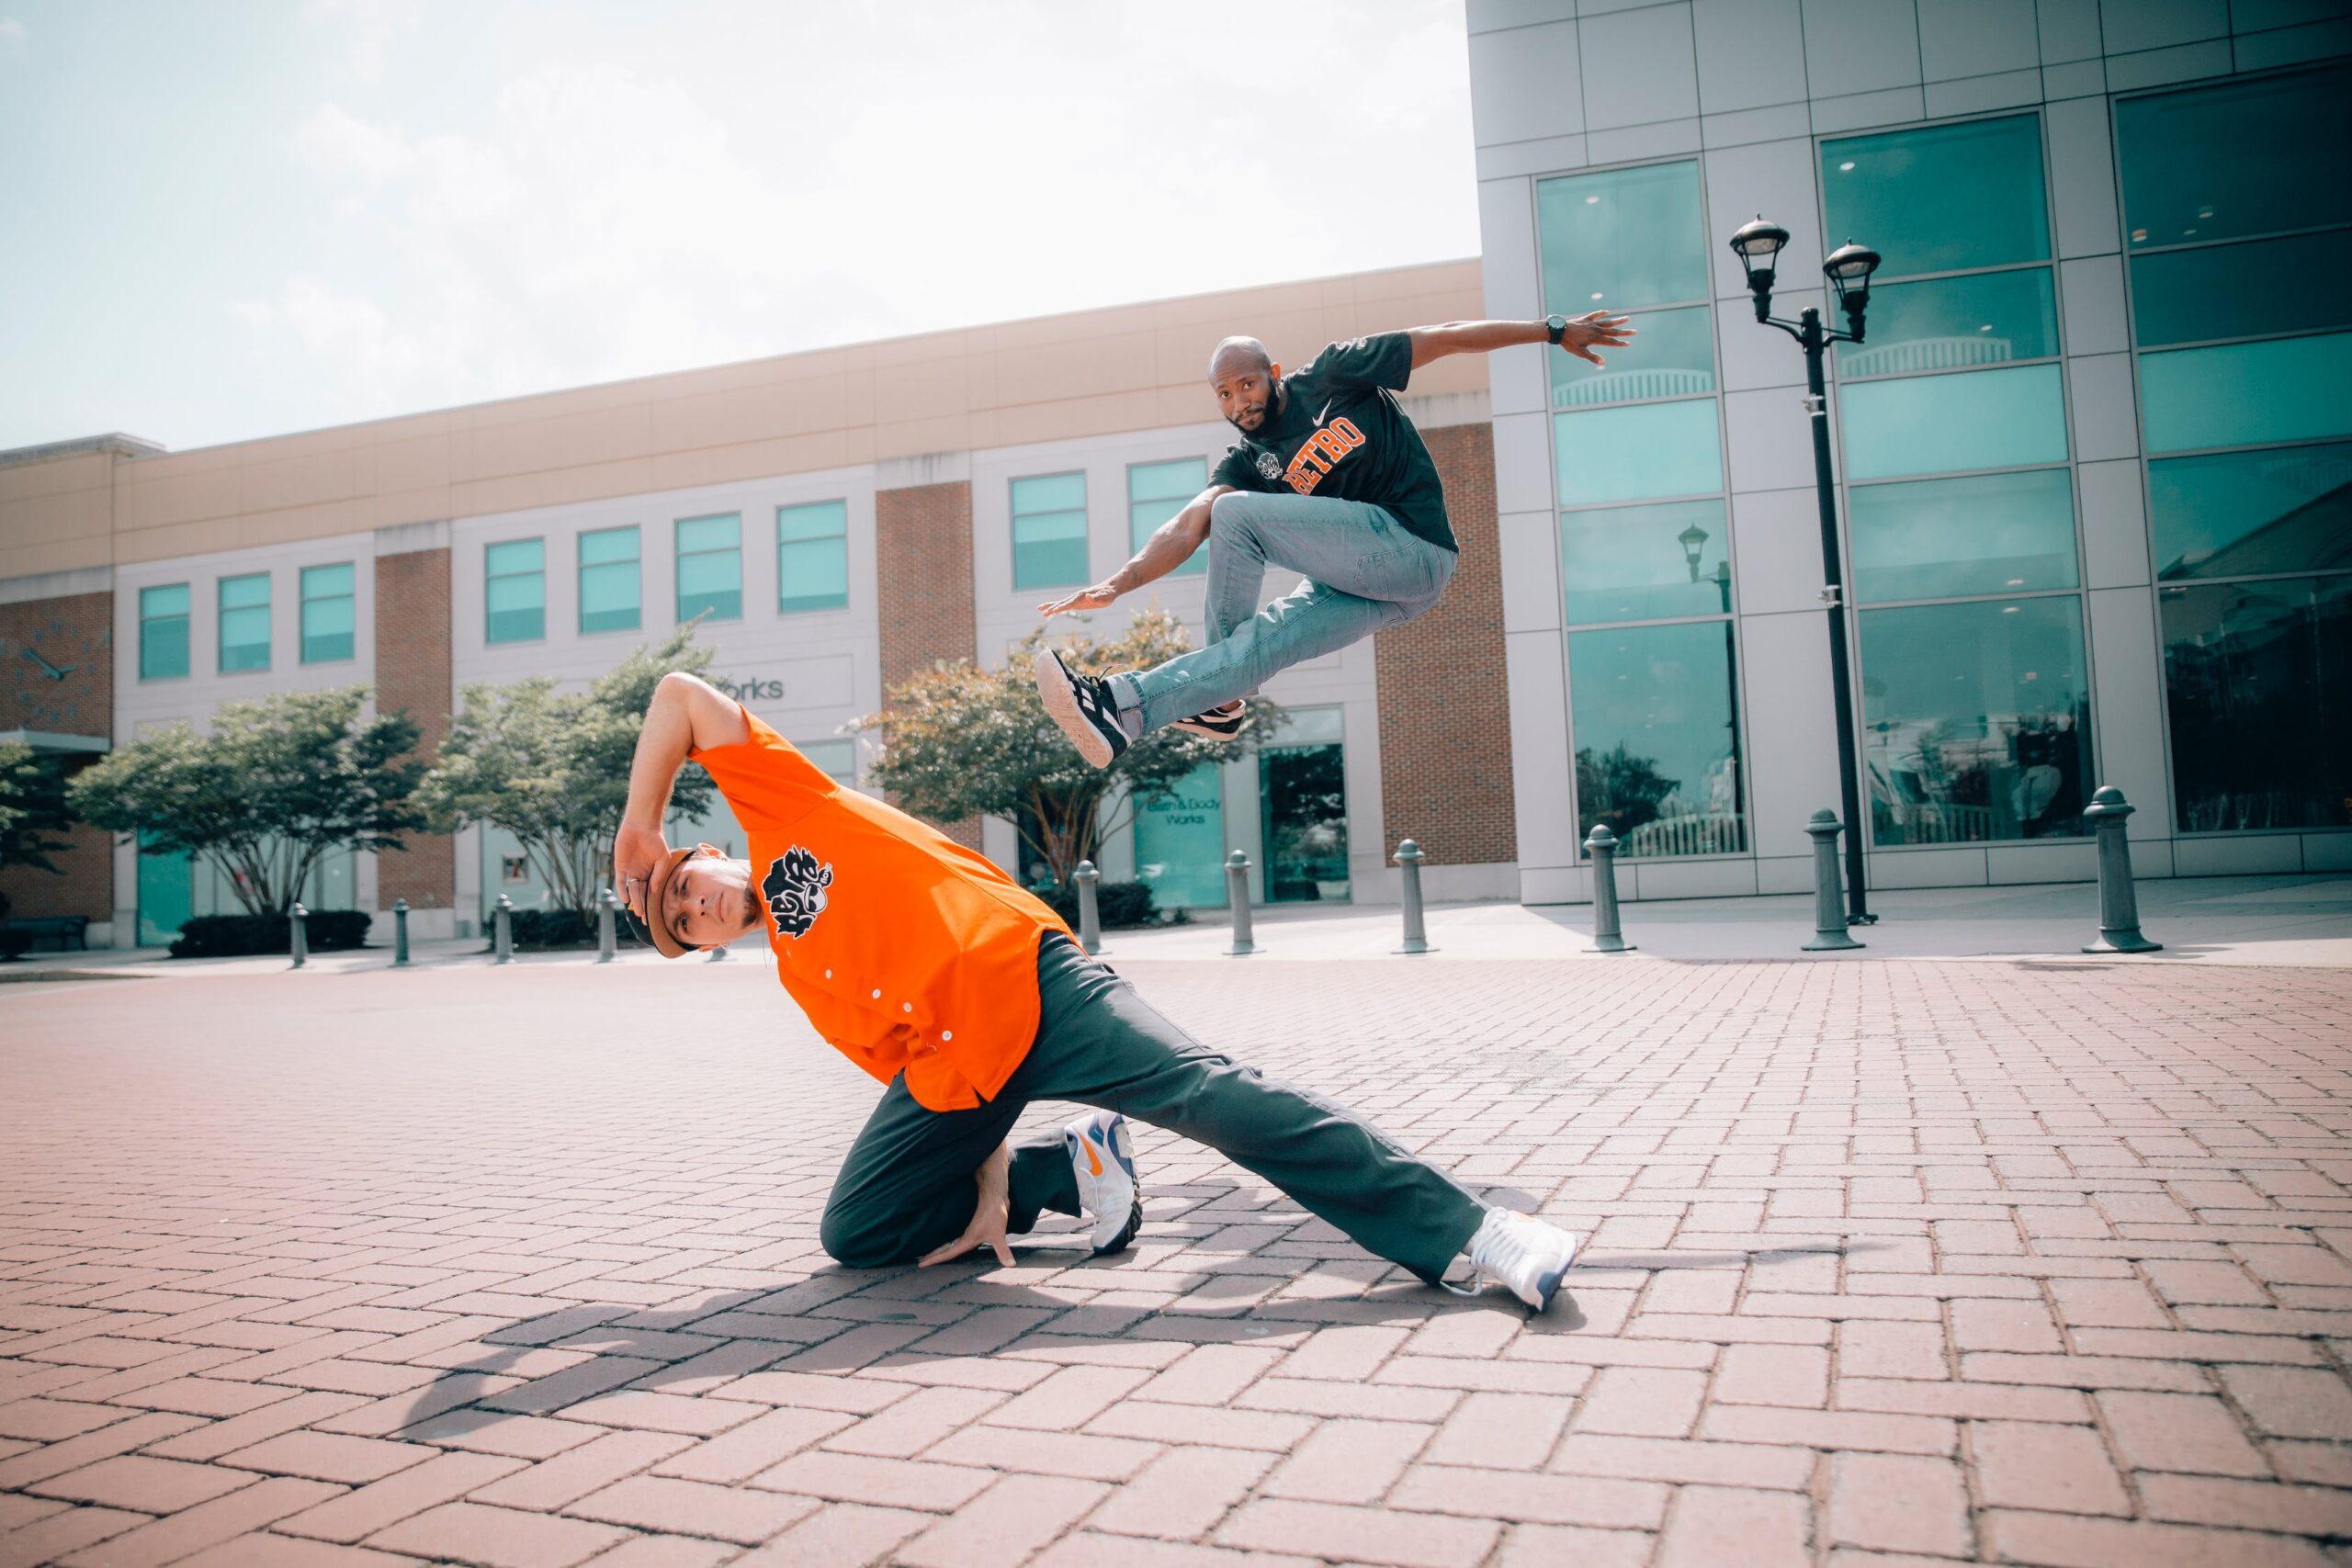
[6,951,2352,1566]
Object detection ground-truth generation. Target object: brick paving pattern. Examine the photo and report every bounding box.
[5,954,2351,1564]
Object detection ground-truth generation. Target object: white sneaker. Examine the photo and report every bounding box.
[1464,1208,1579,1311]
[1064,1111,1142,1255]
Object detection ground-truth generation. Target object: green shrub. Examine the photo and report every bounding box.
[492,908,602,951]
[168,910,371,958]
[1042,879,1163,930]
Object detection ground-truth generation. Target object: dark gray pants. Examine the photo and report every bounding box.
[820,936,1488,1282]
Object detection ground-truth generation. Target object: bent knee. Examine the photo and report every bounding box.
[1209,491,1258,534]
[820,1208,900,1270]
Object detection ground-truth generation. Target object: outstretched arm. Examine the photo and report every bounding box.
[614,671,751,920]
[1037,484,1236,619]
[1407,314,1633,370]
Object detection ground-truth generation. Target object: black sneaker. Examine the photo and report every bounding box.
[1170,700,1247,741]
[1033,648,1130,769]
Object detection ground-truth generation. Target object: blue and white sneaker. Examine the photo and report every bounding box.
[1064,1111,1142,1255]
[1464,1208,1578,1312]
[1034,649,1130,770]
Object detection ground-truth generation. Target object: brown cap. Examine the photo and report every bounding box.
[639,844,701,959]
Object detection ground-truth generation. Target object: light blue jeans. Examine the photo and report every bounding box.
[1109,491,1456,733]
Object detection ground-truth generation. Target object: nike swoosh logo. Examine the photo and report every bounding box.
[1083,1138,1102,1178]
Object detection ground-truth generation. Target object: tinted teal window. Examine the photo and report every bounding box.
[1860,596,2093,846]
[1560,499,1732,625]
[1537,160,1707,313]
[1552,305,1716,408]
[2161,575,2352,830]
[1012,472,1090,591]
[299,562,356,664]
[1568,619,1745,858]
[2149,443,2352,581]
[485,538,546,644]
[676,513,742,623]
[2130,234,2349,349]
[2141,333,2352,454]
[1129,458,1208,576]
[1840,364,2068,479]
[2116,65,2352,252]
[139,583,189,681]
[1261,735,1349,902]
[1822,115,2050,277]
[1837,268,2058,378]
[1136,761,1227,908]
[1555,400,1722,505]
[218,573,270,672]
[578,525,639,635]
[1849,469,2078,604]
[135,831,192,947]
[777,501,850,613]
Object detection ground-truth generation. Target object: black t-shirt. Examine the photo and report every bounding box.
[1209,332,1454,553]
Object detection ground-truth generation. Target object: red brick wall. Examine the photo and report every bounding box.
[1371,422,1517,867]
[875,480,983,850]
[373,548,456,909]
[0,591,115,921]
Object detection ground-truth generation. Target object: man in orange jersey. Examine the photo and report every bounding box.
[1032,314,1630,767]
[614,671,1582,1309]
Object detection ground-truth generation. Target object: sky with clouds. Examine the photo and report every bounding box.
[0,1,1480,454]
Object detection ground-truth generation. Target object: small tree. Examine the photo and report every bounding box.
[417,628,717,916]
[0,741,74,877]
[861,608,1281,891]
[70,688,424,915]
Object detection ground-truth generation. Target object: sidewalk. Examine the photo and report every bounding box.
[8,874,2348,985]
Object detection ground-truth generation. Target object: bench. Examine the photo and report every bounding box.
[6,915,90,953]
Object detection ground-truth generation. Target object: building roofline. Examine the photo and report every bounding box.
[0,434,168,468]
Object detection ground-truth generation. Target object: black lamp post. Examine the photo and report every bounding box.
[1728,216,1883,925]
[1678,519,1709,582]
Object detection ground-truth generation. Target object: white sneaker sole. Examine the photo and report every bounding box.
[1529,1232,1579,1312]
[1033,650,1115,769]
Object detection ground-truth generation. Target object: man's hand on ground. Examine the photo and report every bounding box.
[613,822,671,923]
[1556,310,1635,367]
[919,1143,1015,1268]
[1036,581,1121,619]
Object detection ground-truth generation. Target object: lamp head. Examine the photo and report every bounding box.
[1823,241,1882,334]
[1728,216,1789,321]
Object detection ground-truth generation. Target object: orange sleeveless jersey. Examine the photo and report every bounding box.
[689,709,1073,1111]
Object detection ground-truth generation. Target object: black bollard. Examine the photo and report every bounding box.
[392,897,410,967]
[596,887,617,963]
[1801,810,1866,952]
[493,895,513,964]
[2083,786,2162,954]
[289,901,309,969]
[1583,825,1634,953]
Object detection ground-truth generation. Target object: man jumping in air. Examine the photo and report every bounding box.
[1032,311,1631,765]
[613,670,1581,1309]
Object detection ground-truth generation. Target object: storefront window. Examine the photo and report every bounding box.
[1551,304,1715,408]
[1134,762,1227,908]
[1260,708,1349,902]
[1536,159,1707,314]
[2148,443,2352,581]
[1836,267,2057,378]
[1860,597,2094,846]
[1553,399,1723,505]
[2160,576,2352,831]
[1560,499,1732,625]
[1567,620,1745,857]
[2139,333,2352,455]
[1840,364,2069,480]
[1822,114,2051,278]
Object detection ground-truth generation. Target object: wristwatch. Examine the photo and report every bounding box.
[1545,313,1568,344]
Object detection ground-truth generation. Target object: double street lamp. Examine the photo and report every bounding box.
[1727,217,1883,925]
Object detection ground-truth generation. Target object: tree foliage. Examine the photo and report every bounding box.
[0,741,74,878]
[417,628,716,916]
[69,688,424,915]
[860,608,1281,890]
[1574,742,1679,839]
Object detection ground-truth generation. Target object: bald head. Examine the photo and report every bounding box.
[1207,336,1272,383]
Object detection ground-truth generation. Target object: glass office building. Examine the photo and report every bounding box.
[1469,2,2350,900]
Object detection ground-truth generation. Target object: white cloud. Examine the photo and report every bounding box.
[236,2,1480,433]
